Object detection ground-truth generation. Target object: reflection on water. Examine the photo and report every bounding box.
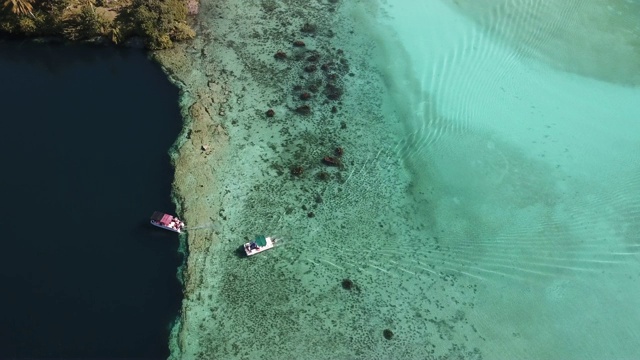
[375,0,640,358]
[448,0,640,85]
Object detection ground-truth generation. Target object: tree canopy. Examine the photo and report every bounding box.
[3,0,33,16]
[0,0,195,49]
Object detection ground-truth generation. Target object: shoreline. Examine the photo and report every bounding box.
[151,22,232,356]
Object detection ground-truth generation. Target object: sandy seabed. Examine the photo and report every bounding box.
[153,0,640,359]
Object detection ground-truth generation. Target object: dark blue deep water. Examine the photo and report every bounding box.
[0,41,183,359]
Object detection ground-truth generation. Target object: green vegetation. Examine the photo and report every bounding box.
[0,0,195,49]
[116,0,194,49]
[3,0,34,16]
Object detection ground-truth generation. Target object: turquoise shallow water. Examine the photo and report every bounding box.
[374,1,640,358]
[174,0,640,358]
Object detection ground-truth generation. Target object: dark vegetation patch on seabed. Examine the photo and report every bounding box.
[0,0,196,49]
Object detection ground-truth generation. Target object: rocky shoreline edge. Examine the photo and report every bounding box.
[152,36,231,359]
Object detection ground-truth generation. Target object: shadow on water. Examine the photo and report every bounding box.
[0,40,140,74]
[0,41,183,358]
[234,246,248,259]
[443,0,640,86]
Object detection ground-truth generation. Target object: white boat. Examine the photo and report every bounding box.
[150,211,185,233]
[244,235,276,256]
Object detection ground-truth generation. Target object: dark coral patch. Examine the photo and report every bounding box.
[341,279,354,290]
[326,83,343,100]
[300,92,311,100]
[322,156,340,166]
[291,165,304,176]
[301,23,316,33]
[295,105,311,115]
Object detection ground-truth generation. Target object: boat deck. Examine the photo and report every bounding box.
[244,237,275,256]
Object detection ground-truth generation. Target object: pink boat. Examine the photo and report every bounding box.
[150,211,185,233]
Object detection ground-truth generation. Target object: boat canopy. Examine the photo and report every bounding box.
[255,235,267,247]
[151,211,173,224]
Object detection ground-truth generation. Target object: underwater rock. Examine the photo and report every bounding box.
[317,172,329,181]
[301,23,317,33]
[322,156,340,166]
[383,329,394,340]
[325,83,343,100]
[293,40,306,47]
[341,278,354,290]
[307,212,315,218]
[274,50,287,60]
[291,165,304,176]
[335,147,343,157]
[296,105,311,115]
[304,64,317,73]
[300,92,311,100]
[265,109,275,117]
